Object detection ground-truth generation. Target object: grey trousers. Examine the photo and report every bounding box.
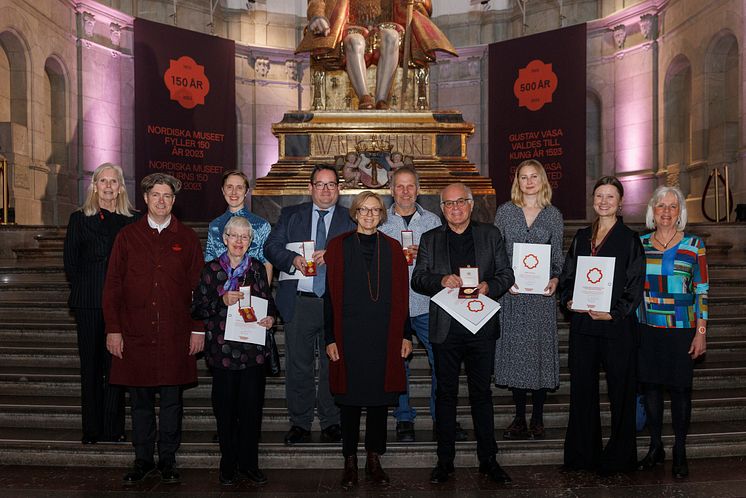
[284,294,339,430]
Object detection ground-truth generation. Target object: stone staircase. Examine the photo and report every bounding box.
[0,222,745,468]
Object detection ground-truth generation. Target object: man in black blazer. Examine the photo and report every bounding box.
[412,182,515,484]
[264,164,356,445]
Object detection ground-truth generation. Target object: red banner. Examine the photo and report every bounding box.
[489,24,587,220]
[134,18,236,221]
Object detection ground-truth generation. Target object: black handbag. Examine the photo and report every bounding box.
[266,329,281,376]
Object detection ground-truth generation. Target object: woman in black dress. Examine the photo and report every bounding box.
[63,162,136,444]
[191,216,276,486]
[324,191,412,490]
[559,176,645,474]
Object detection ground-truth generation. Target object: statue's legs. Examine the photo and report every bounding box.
[374,28,400,109]
[344,33,373,109]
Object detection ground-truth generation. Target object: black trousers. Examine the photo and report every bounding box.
[564,331,637,473]
[433,326,498,464]
[73,308,125,440]
[212,366,266,474]
[340,405,388,458]
[129,386,183,466]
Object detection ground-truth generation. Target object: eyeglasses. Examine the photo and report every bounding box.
[223,185,247,194]
[440,198,472,209]
[357,207,383,216]
[225,233,251,242]
[148,192,174,201]
[312,181,338,190]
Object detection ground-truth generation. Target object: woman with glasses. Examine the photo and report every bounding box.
[636,186,708,479]
[205,170,273,283]
[63,162,137,444]
[324,191,412,490]
[559,176,645,475]
[493,160,564,441]
[191,216,276,486]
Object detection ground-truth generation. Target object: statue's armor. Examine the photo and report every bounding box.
[349,0,391,27]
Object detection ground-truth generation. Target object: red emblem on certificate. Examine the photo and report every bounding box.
[466,300,485,313]
[163,56,210,109]
[302,241,317,276]
[522,253,539,269]
[586,267,603,284]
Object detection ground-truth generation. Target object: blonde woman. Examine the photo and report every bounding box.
[63,163,136,444]
[493,160,564,440]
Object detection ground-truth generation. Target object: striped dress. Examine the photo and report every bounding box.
[637,233,709,329]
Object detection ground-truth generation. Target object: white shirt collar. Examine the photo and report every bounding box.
[147,215,172,233]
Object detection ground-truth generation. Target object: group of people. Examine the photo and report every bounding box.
[63,158,708,488]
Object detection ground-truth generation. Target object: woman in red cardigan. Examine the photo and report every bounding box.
[324,191,412,490]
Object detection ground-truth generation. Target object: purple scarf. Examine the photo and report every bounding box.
[218,251,251,296]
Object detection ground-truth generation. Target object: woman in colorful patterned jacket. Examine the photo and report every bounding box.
[636,185,708,480]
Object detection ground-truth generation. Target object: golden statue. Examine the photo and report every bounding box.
[297,0,457,110]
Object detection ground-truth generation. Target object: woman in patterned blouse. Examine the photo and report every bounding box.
[636,186,708,480]
[191,216,276,487]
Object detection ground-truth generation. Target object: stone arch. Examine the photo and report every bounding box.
[0,28,29,127]
[703,30,739,164]
[663,54,692,193]
[43,55,68,167]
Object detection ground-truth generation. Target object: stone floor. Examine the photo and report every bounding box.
[1,457,746,497]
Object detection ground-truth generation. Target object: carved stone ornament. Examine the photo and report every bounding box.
[613,24,627,50]
[109,23,121,46]
[254,57,270,79]
[639,14,657,41]
[312,70,325,110]
[83,12,96,37]
[285,60,298,81]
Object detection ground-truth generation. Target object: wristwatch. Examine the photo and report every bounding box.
[697,326,707,335]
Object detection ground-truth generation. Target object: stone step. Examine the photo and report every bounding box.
[0,422,744,468]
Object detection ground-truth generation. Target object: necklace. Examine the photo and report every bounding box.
[654,231,678,249]
[356,232,380,302]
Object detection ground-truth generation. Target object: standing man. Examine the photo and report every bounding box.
[264,164,356,445]
[379,167,468,443]
[412,182,514,484]
[104,173,205,485]
[204,170,273,283]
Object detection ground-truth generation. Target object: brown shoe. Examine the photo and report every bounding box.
[503,416,528,439]
[365,452,390,485]
[375,99,390,110]
[528,419,545,440]
[341,455,358,490]
[358,95,375,110]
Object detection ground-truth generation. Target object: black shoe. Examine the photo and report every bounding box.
[672,446,689,479]
[159,462,181,484]
[455,422,469,442]
[81,436,97,445]
[219,471,236,486]
[528,419,545,440]
[479,458,512,484]
[637,445,665,471]
[430,461,455,484]
[341,455,358,490]
[503,416,528,440]
[321,424,342,443]
[122,459,157,485]
[239,468,268,485]
[396,421,416,442]
[284,425,311,445]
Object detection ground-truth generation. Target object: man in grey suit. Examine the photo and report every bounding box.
[412,182,515,484]
[264,164,356,445]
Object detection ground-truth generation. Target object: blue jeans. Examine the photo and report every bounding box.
[393,313,436,422]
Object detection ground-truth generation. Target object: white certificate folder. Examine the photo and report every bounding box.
[512,243,551,294]
[571,256,615,313]
[431,287,501,334]
[224,287,269,345]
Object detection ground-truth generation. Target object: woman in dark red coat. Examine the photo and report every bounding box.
[324,191,412,490]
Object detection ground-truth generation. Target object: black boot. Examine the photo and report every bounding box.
[672,444,689,479]
[637,443,665,470]
[340,455,358,490]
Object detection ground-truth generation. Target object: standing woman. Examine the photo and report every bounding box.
[636,186,708,479]
[559,176,645,474]
[324,191,412,490]
[494,160,564,440]
[191,216,276,486]
[63,163,136,444]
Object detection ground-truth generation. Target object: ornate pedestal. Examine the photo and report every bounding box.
[252,110,495,223]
